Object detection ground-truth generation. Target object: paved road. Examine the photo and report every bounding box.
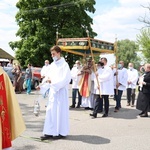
[12,89,150,150]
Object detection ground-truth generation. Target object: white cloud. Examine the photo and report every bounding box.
[93,0,150,42]
[0,0,18,57]
[0,0,150,59]
[0,0,18,7]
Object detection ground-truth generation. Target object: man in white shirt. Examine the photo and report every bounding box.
[90,58,114,118]
[127,63,139,107]
[70,60,82,108]
[40,60,50,80]
[114,61,128,112]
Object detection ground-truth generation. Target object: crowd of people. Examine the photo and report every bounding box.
[1,46,150,146]
[36,46,149,141]
[1,59,34,95]
[69,58,150,119]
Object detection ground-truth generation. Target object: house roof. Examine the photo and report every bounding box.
[0,48,15,59]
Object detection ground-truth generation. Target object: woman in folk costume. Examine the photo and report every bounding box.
[78,58,93,110]
[136,63,150,117]
[0,66,26,150]
[40,46,71,140]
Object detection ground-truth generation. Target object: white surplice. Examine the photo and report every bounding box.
[97,66,114,95]
[71,66,82,89]
[40,64,50,77]
[113,68,128,91]
[127,68,139,89]
[43,57,71,136]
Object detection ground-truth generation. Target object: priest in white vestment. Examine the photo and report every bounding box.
[41,46,71,140]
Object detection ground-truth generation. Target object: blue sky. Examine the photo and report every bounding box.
[0,0,149,59]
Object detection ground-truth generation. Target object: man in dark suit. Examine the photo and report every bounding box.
[136,63,150,117]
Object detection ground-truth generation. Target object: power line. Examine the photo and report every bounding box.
[21,2,77,14]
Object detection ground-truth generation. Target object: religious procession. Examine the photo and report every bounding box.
[1,36,150,150]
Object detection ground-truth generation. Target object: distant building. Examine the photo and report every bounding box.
[0,48,15,59]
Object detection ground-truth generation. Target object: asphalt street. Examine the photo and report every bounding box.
[12,88,150,150]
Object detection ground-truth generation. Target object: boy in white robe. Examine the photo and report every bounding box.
[40,46,71,140]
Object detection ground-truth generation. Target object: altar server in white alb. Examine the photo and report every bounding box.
[40,46,71,140]
[114,61,128,112]
[126,63,139,107]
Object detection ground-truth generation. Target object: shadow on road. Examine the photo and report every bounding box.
[109,107,139,119]
[66,135,110,145]
[14,145,37,150]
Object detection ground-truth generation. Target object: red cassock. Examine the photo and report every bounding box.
[0,74,12,149]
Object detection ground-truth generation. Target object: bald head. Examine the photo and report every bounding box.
[75,60,80,65]
[128,63,134,68]
[144,63,150,72]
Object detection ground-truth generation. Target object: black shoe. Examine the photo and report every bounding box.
[89,113,94,116]
[85,107,93,110]
[102,114,108,117]
[59,134,66,139]
[140,114,148,117]
[89,113,97,118]
[139,111,144,116]
[70,105,75,108]
[85,107,90,110]
[91,116,97,119]
[53,135,66,140]
[40,134,53,140]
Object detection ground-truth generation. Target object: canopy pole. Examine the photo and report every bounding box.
[56,28,59,45]
[115,36,118,95]
[86,29,102,98]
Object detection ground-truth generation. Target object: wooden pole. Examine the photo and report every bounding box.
[56,28,58,45]
[115,37,118,95]
[86,29,102,98]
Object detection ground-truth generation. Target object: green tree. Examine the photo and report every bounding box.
[9,0,97,68]
[137,28,150,62]
[116,39,141,69]
[137,4,150,63]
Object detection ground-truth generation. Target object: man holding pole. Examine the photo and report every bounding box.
[90,57,114,118]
